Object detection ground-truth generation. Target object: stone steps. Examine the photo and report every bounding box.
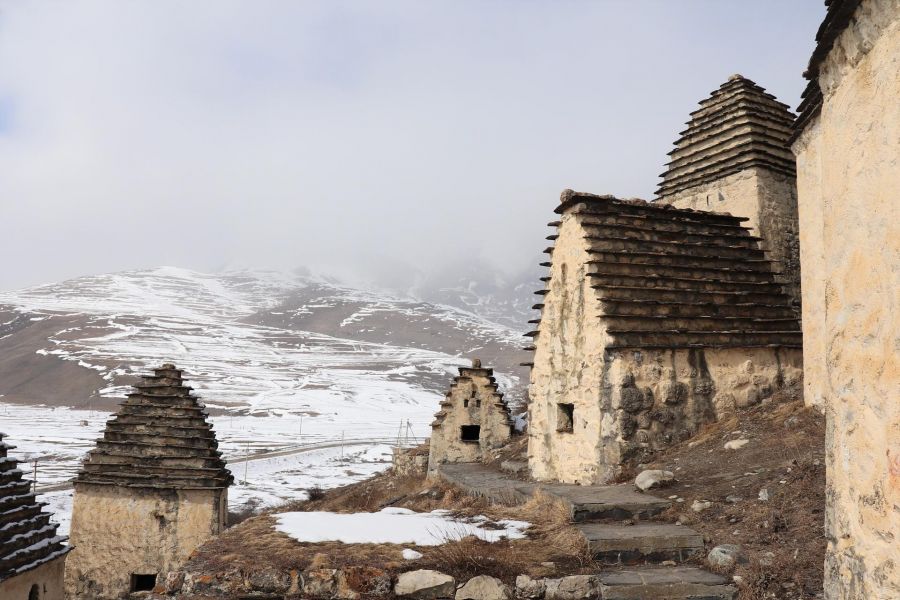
[437,464,735,599]
[578,523,704,565]
[599,567,736,600]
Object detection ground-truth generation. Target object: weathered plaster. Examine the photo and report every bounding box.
[793,2,900,597]
[0,556,66,600]
[66,484,227,599]
[528,210,611,484]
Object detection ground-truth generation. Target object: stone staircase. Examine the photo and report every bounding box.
[438,463,737,599]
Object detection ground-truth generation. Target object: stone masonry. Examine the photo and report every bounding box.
[66,364,233,599]
[427,359,513,474]
[791,0,900,597]
[527,191,802,484]
[657,75,801,306]
[0,433,69,600]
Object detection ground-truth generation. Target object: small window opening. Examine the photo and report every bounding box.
[476,398,481,408]
[460,425,481,443]
[557,403,575,433]
[131,574,158,592]
[463,398,469,407]
[29,584,40,600]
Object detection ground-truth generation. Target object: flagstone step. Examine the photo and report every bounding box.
[599,566,737,600]
[578,523,704,564]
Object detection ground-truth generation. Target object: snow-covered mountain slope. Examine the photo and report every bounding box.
[0,266,529,411]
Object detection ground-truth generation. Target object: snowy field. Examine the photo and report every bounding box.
[1,401,426,536]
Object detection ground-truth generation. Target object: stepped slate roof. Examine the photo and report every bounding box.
[526,191,802,352]
[431,360,513,430]
[0,433,70,583]
[794,0,864,138]
[75,364,233,490]
[657,75,796,200]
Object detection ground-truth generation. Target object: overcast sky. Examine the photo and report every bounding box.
[0,1,824,291]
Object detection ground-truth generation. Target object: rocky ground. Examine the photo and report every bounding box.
[143,384,824,600]
[629,384,826,600]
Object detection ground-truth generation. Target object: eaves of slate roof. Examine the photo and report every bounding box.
[657,75,796,200]
[0,433,70,583]
[523,191,801,358]
[74,364,233,491]
[793,0,865,141]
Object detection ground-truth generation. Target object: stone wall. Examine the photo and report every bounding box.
[0,556,66,600]
[427,362,513,473]
[393,445,429,477]
[792,1,900,597]
[66,484,227,599]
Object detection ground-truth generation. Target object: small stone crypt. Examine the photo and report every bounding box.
[427,359,514,474]
[0,433,69,600]
[66,364,232,599]
[526,191,802,485]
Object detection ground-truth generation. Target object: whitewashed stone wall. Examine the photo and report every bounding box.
[793,1,900,597]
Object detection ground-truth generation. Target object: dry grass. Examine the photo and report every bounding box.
[186,470,595,586]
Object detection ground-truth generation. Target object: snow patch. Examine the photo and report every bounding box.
[274,507,529,546]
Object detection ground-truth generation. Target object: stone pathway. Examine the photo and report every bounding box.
[437,463,736,600]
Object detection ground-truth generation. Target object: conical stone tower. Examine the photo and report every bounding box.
[0,433,69,600]
[66,364,232,599]
[657,75,801,305]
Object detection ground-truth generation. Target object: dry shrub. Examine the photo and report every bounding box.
[307,486,326,501]
[426,535,529,581]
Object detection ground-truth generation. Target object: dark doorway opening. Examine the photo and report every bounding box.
[557,403,575,432]
[28,584,40,600]
[131,573,158,592]
[460,425,481,442]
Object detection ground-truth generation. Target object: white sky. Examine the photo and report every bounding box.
[0,1,825,290]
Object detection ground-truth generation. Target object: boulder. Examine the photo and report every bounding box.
[544,575,600,600]
[303,569,338,598]
[708,544,744,568]
[340,567,392,597]
[724,439,750,450]
[395,570,456,599]
[691,500,713,513]
[634,469,674,491]
[515,575,546,599]
[248,567,292,593]
[162,572,184,594]
[457,575,512,600]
